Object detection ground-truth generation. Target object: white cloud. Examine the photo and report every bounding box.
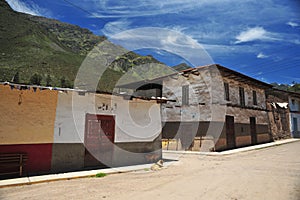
[88,0,200,18]
[234,27,278,44]
[293,39,300,45]
[201,43,261,58]
[257,52,268,59]
[287,21,299,27]
[108,27,214,66]
[102,20,132,36]
[6,0,51,17]
[84,0,251,18]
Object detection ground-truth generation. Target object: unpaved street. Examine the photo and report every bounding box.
[1,141,300,200]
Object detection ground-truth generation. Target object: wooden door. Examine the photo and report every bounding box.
[250,117,257,145]
[226,115,236,149]
[84,114,115,168]
[293,117,298,131]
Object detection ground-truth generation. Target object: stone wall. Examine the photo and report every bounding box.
[222,77,266,109]
[161,65,272,151]
[266,90,292,139]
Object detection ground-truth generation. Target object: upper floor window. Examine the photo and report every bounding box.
[253,90,257,105]
[291,99,295,105]
[182,85,189,105]
[224,82,230,101]
[239,87,245,107]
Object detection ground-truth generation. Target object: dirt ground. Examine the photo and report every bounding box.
[1,141,300,200]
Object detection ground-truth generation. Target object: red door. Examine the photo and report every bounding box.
[84,114,115,168]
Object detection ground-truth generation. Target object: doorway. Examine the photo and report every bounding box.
[250,117,257,145]
[84,114,115,168]
[226,115,236,149]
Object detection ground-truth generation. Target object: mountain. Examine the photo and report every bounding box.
[172,63,192,71]
[271,82,300,93]
[0,0,163,92]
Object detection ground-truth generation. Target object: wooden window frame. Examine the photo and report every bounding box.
[224,82,230,101]
[253,90,257,105]
[239,87,245,107]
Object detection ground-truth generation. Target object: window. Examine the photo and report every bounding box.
[224,82,230,101]
[253,90,257,105]
[291,99,295,105]
[239,87,245,107]
[182,85,189,105]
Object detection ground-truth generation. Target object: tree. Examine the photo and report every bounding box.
[271,82,300,93]
[46,74,52,86]
[29,73,42,85]
[60,76,66,88]
[288,82,300,93]
[12,72,20,83]
[60,76,73,88]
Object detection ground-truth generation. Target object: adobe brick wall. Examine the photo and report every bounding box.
[0,84,58,144]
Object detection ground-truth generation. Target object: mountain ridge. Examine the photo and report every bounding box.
[0,0,164,92]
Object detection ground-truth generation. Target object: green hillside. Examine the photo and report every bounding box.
[172,63,192,71]
[0,0,164,92]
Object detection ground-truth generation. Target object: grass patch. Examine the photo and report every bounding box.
[95,172,107,178]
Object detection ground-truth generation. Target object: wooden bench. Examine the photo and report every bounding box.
[0,153,28,177]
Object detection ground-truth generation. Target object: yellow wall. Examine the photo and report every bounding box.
[0,85,58,144]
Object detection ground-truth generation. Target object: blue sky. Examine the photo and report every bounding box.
[6,0,300,84]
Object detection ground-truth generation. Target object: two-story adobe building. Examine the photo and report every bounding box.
[160,64,273,151]
[117,64,273,151]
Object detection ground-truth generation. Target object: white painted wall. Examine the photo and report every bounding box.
[289,97,300,112]
[289,97,300,137]
[53,91,161,143]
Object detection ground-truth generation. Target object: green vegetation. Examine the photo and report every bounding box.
[29,73,42,85]
[95,172,107,178]
[45,74,52,86]
[12,72,20,83]
[172,63,192,71]
[271,82,300,93]
[0,0,91,86]
[0,0,165,92]
[1,0,298,94]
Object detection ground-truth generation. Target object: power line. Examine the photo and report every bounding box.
[61,0,97,17]
[224,45,300,73]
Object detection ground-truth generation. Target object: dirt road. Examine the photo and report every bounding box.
[1,141,300,200]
